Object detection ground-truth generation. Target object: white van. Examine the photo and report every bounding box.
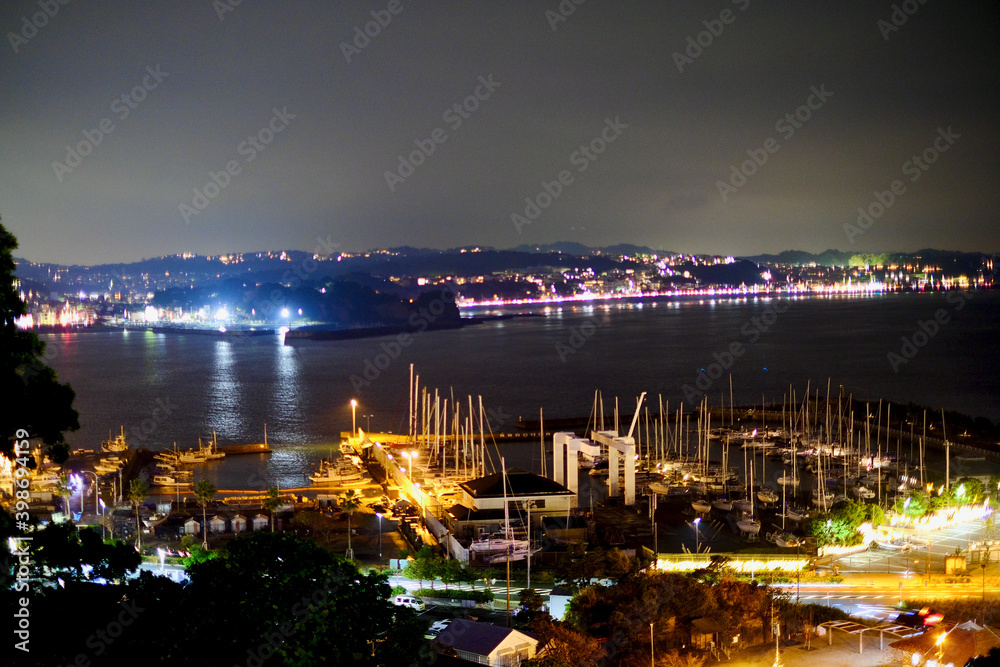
[392,595,426,611]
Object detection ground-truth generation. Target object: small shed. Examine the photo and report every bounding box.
[183,518,200,535]
[209,515,227,533]
[251,514,269,531]
[691,617,724,650]
[231,514,247,533]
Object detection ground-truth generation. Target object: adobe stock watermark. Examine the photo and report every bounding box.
[545,0,587,31]
[12,430,33,653]
[178,106,296,224]
[555,318,598,363]
[340,0,405,62]
[128,397,178,445]
[844,126,959,244]
[213,0,246,22]
[681,297,790,402]
[52,65,169,183]
[672,0,751,73]
[511,116,628,233]
[383,74,501,192]
[887,290,971,373]
[716,84,833,202]
[877,0,930,41]
[349,290,457,393]
[7,0,72,54]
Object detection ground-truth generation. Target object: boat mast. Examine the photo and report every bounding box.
[539,408,546,477]
[408,364,414,440]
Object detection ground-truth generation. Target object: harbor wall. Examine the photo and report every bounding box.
[370,441,471,562]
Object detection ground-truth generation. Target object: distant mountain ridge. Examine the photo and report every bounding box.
[510,242,675,256]
[14,246,992,288]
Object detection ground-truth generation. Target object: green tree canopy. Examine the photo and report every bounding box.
[175,532,424,665]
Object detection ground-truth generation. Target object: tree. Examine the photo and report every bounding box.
[657,649,708,667]
[194,480,216,549]
[78,527,141,582]
[128,478,148,549]
[1,219,79,463]
[340,488,362,559]
[291,510,338,544]
[174,532,424,666]
[524,618,606,667]
[806,499,875,547]
[403,545,442,587]
[262,485,283,532]
[55,472,73,520]
[515,588,547,628]
[967,647,1000,666]
[954,477,985,505]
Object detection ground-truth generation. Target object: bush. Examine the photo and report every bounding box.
[415,588,494,603]
[390,585,407,596]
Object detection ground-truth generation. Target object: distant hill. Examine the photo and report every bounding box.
[738,249,855,266]
[738,248,994,271]
[511,242,674,256]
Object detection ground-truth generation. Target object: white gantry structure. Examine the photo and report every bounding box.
[552,430,636,506]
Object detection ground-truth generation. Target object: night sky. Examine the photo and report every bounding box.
[2,1,998,265]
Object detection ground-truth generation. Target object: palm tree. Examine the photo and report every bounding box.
[194,480,217,549]
[55,473,73,521]
[340,489,362,560]
[127,479,148,549]
[262,486,282,532]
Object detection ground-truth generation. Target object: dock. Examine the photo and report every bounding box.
[217,442,271,455]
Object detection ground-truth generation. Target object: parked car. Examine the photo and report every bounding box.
[423,619,452,640]
[392,595,425,611]
[393,498,412,508]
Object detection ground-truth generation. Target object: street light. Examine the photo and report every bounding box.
[363,414,373,432]
[350,399,358,437]
[80,470,100,517]
[693,517,701,553]
[401,452,412,482]
[376,512,382,560]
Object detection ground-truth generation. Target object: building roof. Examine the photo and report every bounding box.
[435,618,535,657]
[692,617,725,635]
[460,470,574,499]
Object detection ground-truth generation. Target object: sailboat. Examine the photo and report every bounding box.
[755,438,779,504]
[477,459,539,563]
[736,454,760,534]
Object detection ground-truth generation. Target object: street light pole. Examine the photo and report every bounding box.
[983,554,990,624]
[81,471,100,517]
[694,517,701,553]
[376,512,382,560]
[350,399,358,437]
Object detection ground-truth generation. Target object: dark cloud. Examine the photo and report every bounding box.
[2,0,997,264]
